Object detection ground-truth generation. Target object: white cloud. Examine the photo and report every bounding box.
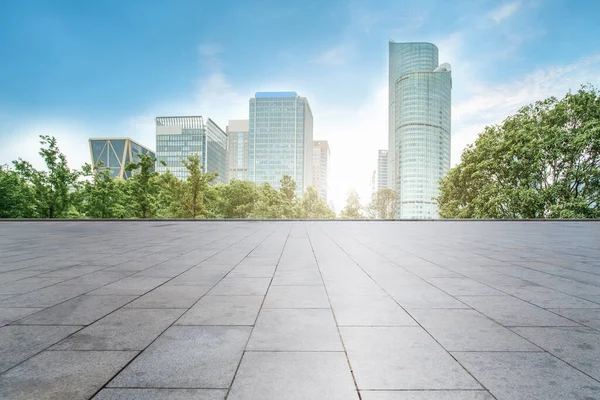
[488,1,521,23]
[0,120,95,172]
[312,45,353,66]
[451,53,600,166]
[197,43,224,57]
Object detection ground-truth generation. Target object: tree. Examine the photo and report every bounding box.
[124,153,162,218]
[206,179,257,218]
[156,170,184,218]
[298,187,335,219]
[178,155,217,218]
[0,165,34,218]
[340,189,364,219]
[279,175,300,218]
[13,135,80,218]
[437,85,600,219]
[366,188,397,219]
[250,183,285,219]
[80,163,127,218]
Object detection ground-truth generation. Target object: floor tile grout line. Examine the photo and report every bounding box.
[1,225,272,377]
[224,224,292,400]
[317,224,499,400]
[14,224,273,398]
[326,226,592,359]
[306,223,363,400]
[328,222,600,387]
[86,223,278,398]
[0,225,233,305]
[356,227,600,312]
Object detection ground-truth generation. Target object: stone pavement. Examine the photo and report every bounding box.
[0,221,599,400]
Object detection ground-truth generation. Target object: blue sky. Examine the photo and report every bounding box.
[2,0,600,209]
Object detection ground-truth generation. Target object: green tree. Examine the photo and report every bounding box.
[437,85,600,219]
[178,154,217,218]
[124,153,162,218]
[156,170,184,218]
[206,179,257,218]
[298,187,335,219]
[279,175,300,218]
[366,188,397,219]
[13,135,80,218]
[79,163,127,218]
[340,189,364,219]
[250,183,285,219]
[0,165,34,218]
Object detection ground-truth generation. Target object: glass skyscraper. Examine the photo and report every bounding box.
[249,92,313,197]
[89,138,155,179]
[227,119,249,182]
[312,140,330,202]
[388,42,452,219]
[377,149,388,191]
[155,116,228,183]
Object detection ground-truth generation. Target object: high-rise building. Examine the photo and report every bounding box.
[227,119,249,182]
[312,140,330,202]
[377,149,388,191]
[89,138,155,179]
[370,170,377,195]
[249,92,313,197]
[388,42,452,219]
[155,116,228,183]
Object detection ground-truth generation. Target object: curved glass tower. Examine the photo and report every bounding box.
[388,42,452,219]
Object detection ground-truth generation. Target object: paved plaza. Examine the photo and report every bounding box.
[0,221,599,399]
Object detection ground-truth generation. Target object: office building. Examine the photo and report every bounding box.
[377,149,388,191]
[155,116,228,183]
[227,119,249,182]
[249,92,313,197]
[388,41,452,219]
[312,140,330,202]
[370,170,377,195]
[89,138,155,179]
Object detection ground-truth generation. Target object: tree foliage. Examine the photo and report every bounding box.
[12,135,80,218]
[297,187,336,219]
[0,165,34,218]
[438,85,600,219]
[340,189,364,219]
[124,153,162,218]
[366,188,397,219]
[80,164,127,218]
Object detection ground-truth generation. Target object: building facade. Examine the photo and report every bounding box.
[388,42,452,219]
[377,149,388,191]
[312,140,330,202]
[155,116,228,183]
[89,138,155,179]
[227,119,249,182]
[249,92,313,197]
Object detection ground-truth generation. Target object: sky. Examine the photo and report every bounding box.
[1,0,600,211]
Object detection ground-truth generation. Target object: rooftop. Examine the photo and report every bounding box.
[0,221,599,399]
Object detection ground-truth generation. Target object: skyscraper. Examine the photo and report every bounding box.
[89,138,155,179]
[312,140,330,202]
[155,116,228,183]
[377,149,388,191]
[388,42,452,219]
[249,92,313,197]
[227,119,249,182]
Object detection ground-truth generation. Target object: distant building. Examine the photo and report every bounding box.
[227,119,249,182]
[377,150,388,191]
[155,116,228,183]
[312,140,330,202]
[249,92,313,197]
[89,138,155,179]
[388,41,452,219]
[371,170,377,195]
